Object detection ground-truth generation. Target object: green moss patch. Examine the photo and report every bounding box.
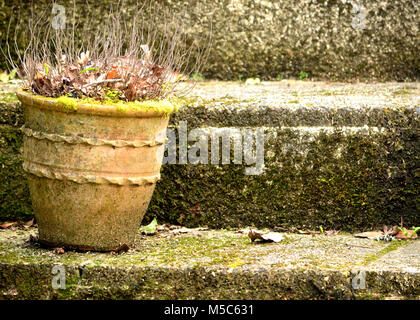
[55,95,180,114]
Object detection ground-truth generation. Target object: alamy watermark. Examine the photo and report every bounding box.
[351,1,367,30]
[51,4,66,30]
[51,264,66,290]
[158,122,265,175]
[351,271,366,290]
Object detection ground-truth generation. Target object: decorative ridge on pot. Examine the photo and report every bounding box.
[21,126,168,148]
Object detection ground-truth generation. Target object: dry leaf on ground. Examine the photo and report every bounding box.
[383,225,399,236]
[354,231,384,239]
[325,230,340,236]
[0,222,16,229]
[52,247,65,254]
[395,228,418,240]
[170,228,191,235]
[248,230,284,243]
[297,229,320,235]
[139,218,157,235]
[24,219,35,228]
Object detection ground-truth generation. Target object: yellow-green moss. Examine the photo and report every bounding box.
[392,89,414,96]
[362,240,409,265]
[0,92,19,103]
[56,96,79,111]
[55,95,180,114]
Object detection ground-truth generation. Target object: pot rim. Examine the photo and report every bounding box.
[16,89,175,118]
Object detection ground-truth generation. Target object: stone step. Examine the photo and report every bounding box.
[175,81,420,127]
[0,228,418,300]
[149,81,419,230]
[0,81,419,231]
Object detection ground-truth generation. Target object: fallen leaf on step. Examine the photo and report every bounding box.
[297,229,320,235]
[354,231,383,239]
[261,232,284,242]
[156,224,169,232]
[5,288,18,296]
[52,247,65,254]
[24,218,35,228]
[248,229,262,242]
[114,243,130,253]
[0,222,16,229]
[383,225,399,236]
[325,230,340,236]
[245,78,261,85]
[395,228,418,240]
[248,229,284,243]
[139,218,157,235]
[170,228,190,235]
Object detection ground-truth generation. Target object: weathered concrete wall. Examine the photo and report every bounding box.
[179,0,420,81]
[0,0,419,81]
[1,82,419,231]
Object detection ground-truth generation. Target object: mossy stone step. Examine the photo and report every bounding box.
[0,228,418,300]
[0,82,419,230]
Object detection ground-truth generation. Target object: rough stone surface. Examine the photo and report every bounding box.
[0,1,419,81]
[149,81,420,230]
[0,228,418,299]
[369,239,420,272]
[0,81,419,231]
[0,91,30,221]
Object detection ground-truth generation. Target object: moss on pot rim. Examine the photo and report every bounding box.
[17,90,180,117]
[55,95,180,115]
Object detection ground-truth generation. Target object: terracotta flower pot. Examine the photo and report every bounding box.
[17,90,174,251]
